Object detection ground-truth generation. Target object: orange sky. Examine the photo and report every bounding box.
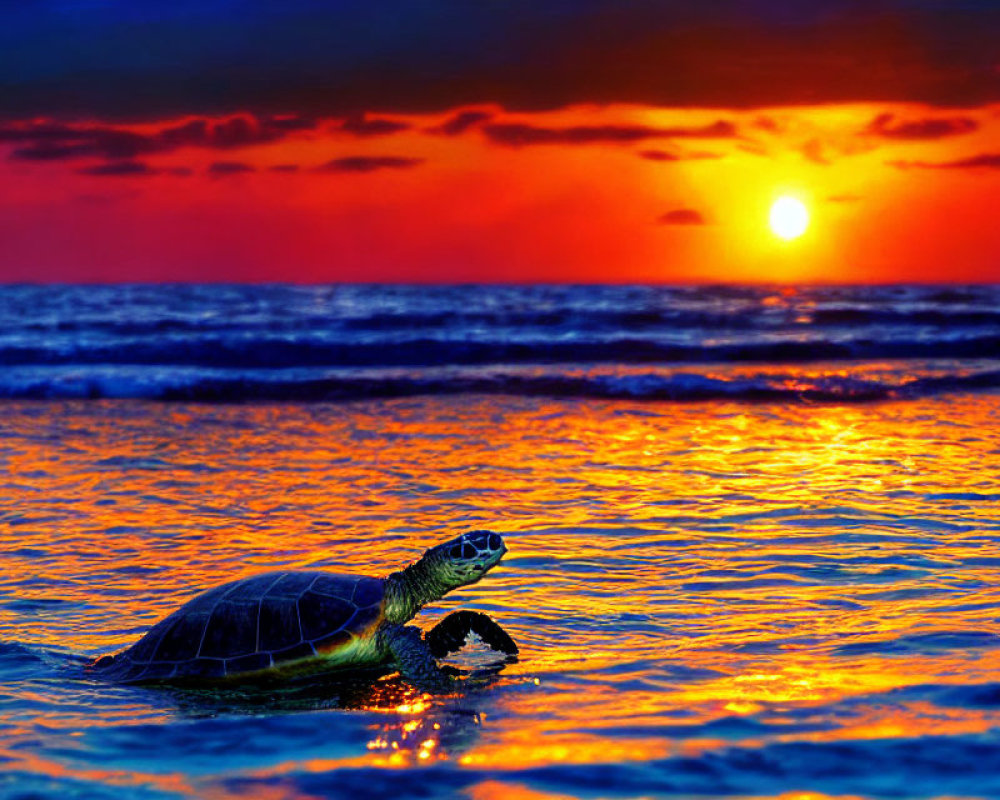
[2,102,1000,283]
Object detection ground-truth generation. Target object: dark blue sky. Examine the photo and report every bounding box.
[3,1,998,119]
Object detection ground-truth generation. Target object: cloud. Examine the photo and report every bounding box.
[340,115,411,137]
[428,110,494,136]
[317,156,424,173]
[11,143,93,161]
[483,120,736,147]
[800,138,830,165]
[866,113,979,140]
[0,124,79,144]
[264,116,317,132]
[658,209,705,225]
[640,150,680,162]
[9,126,157,160]
[78,161,158,176]
[3,114,316,162]
[753,116,782,133]
[270,164,300,172]
[887,153,1000,170]
[77,161,193,177]
[639,148,722,162]
[159,115,316,148]
[208,160,256,175]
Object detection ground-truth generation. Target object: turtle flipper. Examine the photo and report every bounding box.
[382,624,456,694]
[425,610,518,658]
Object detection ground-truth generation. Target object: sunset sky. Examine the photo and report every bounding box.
[3,1,1000,283]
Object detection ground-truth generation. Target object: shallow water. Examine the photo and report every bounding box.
[2,394,1000,799]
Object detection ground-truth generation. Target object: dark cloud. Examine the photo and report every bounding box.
[6,3,997,118]
[158,115,315,148]
[155,114,317,148]
[640,150,680,162]
[428,110,494,136]
[483,120,736,147]
[265,116,317,132]
[0,123,81,142]
[208,160,256,175]
[340,115,411,137]
[801,139,830,165]
[2,114,316,162]
[270,164,300,172]
[658,209,705,225]
[78,161,158,176]
[753,116,782,133]
[9,127,157,161]
[866,112,979,139]
[639,148,722,162]
[209,117,259,147]
[317,156,424,173]
[12,142,93,161]
[888,153,1000,170]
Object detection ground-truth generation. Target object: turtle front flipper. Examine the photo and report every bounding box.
[426,610,518,658]
[381,624,456,694]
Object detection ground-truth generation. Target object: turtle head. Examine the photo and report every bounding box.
[424,530,507,590]
[386,530,507,622]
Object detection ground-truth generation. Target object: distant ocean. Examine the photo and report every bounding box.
[2,283,1000,403]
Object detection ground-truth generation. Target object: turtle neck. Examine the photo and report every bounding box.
[384,556,451,624]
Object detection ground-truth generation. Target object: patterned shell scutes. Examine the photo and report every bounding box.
[105,571,386,682]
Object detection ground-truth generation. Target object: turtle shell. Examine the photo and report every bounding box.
[95,571,386,683]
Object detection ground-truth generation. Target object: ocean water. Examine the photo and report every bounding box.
[1,284,1000,799]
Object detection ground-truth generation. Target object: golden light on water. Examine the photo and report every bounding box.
[769,195,810,240]
[2,393,1000,792]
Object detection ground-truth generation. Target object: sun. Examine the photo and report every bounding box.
[769,195,809,240]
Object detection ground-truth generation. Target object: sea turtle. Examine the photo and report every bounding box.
[90,530,518,693]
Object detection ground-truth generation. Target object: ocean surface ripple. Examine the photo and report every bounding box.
[1,285,999,799]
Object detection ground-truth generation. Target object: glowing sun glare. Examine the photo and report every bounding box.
[769,196,809,240]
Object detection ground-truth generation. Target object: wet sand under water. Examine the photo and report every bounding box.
[1,394,1000,799]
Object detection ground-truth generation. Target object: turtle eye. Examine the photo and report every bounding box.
[462,542,476,559]
[450,545,463,558]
